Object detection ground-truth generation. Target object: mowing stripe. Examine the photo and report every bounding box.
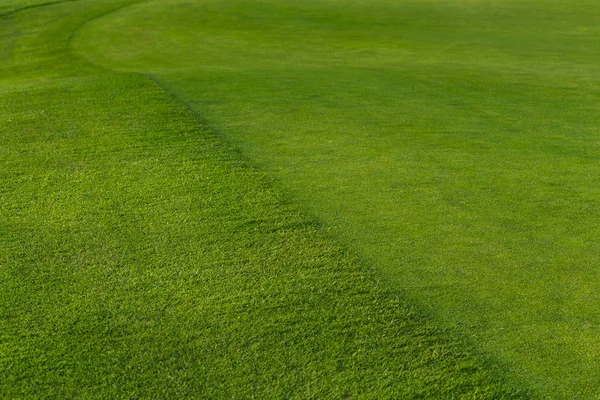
[1,0,530,397]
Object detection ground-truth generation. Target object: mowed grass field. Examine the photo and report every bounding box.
[1,0,528,398]
[1,0,598,398]
[73,0,600,398]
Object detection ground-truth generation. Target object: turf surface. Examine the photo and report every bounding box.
[72,0,600,398]
[1,0,527,398]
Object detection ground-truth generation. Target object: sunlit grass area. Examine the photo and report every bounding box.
[1,0,528,398]
[73,0,600,398]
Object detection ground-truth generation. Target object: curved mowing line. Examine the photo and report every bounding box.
[0,0,536,398]
[66,1,600,397]
[66,0,144,52]
[0,0,78,17]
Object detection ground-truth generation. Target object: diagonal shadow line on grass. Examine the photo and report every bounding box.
[59,3,538,397]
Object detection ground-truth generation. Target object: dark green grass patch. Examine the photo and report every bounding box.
[0,1,526,398]
[73,0,600,398]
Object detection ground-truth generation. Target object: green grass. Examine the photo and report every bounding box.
[0,0,528,398]
[70,0,600,398]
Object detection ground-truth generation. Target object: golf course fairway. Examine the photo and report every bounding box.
[1,0,598,397]
[72,0,600,397]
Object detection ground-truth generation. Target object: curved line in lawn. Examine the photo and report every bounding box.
[66,0,146,62]
[0,0,78,18]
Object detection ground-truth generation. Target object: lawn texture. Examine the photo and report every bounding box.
[73,0,600,398]
[1,0,527,398]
